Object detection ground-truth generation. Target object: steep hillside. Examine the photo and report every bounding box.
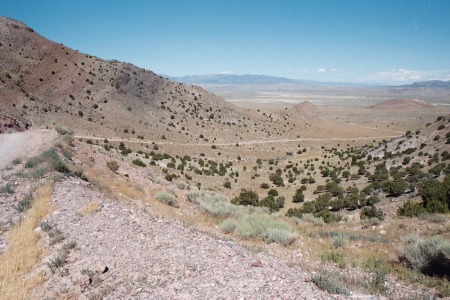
[0,17,271,143]
[0,17,406,144]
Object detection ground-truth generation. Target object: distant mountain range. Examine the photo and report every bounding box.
[400,80,450,88]
[167,74,365,86]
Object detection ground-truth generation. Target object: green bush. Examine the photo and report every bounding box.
[360,206,384,221]
[260,182,270,189]
[292,189,304,203]
[132,159,146,167]
[385,179,407,197]
[268,189,278,197]
[231,188,259,206]
[258,196,283,212]
[269,173,284,187]
[397,200,426,217]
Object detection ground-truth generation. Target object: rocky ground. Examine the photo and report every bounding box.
[35,178,345,299]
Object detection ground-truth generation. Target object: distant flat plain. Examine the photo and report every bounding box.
[203,84,450,132]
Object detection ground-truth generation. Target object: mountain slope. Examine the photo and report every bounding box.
[0,17,263,142]
[168,74,314,85]
[400,80,450,88]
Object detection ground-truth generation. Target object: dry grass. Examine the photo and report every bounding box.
[78,201,101,216]
[0,184,53,299]
[83,166,144,200]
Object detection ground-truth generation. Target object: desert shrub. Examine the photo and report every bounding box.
[176,181,190,190]
[24,156,41,168]
[269,173,284,187]
[315,210,344,223]
[11,157,21,165]
[155,191,177,207]
[385,179,407,197]
[106,160,119,172]
[292,188,305,203]
[223,181,231,189]
[258,196,280,212]
[231,188,259,206]
[398,235,450,277]
[333,233,349,248]
[15,192,33,212]
[285,207,303,219]
[260,182,270,189]
[132,159,146,167]
[321,251,346,268]
[418,213,448,223]
[187,191,236,217]
[268,189,278,197]
[302,213,325,226]
[0,183,14,194]
[420,176,449,206]
[219,212,297,245]
[312,271,349,295]
[51,159,70,174]
[360,206,384,221]
[397,200,426,217]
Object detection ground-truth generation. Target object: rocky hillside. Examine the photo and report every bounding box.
[0,17,271,142]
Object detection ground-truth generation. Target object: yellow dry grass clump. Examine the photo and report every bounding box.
[0,184,53,299]
[78,201,101,216]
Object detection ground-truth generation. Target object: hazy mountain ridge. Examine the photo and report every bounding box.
[168,74,308,85]
[400,80,450,88]
[168,73,367,87]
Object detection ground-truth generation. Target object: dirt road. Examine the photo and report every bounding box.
[0,129,57,171]
[74,134,402,147]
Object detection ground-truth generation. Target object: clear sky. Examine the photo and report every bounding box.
[2,0,450,84]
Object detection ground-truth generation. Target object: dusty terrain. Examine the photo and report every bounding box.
[1,16,450,299]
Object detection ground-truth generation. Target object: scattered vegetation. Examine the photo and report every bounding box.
[155,191,177,207]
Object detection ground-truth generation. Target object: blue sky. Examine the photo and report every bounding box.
[2,0,450,84]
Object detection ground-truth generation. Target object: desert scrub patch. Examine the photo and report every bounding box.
[187,190,237,217]
[176,181,190,190]
[46,241,76,274]
[312,271,349,295]
[0,184,53,299]
[106,160,119,172]
[332,233,349,248]
[419,213,448,224]
[219,212,297,245]
[24,156,41,168]
[11,157,21,165]
[302,213,325,226]
[398,235,450,278]
[15,192,33,212]
[79,202,101,216]
[30,167,47,179]
[155,191,177,207]
[321,250,347,269]
[0,182,14,194]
